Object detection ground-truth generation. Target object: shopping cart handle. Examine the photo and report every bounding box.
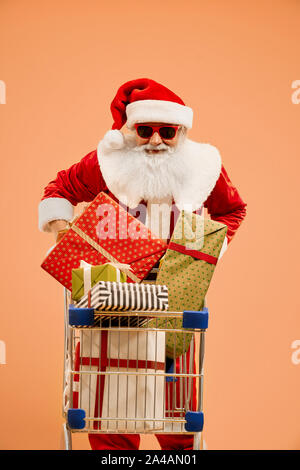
[68,305,95,326]
[182,308,209,329]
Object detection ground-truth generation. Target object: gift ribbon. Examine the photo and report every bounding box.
[71,225,141,283]
[168,242,218,265]
[80,356,165,371]
[104,262,131,279]
[80,260,130,296]
[80,260,92,295]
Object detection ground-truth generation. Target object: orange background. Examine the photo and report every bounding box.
[1,0,300,450]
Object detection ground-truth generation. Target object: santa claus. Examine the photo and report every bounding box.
[39,78,247,450]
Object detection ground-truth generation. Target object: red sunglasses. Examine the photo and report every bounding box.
[134,124,179,140]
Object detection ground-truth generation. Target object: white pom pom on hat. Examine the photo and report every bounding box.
[102,129,125,150]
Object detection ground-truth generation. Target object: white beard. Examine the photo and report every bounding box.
[97,132,222,212]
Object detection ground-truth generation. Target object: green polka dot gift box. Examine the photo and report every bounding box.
[148,211,227,358]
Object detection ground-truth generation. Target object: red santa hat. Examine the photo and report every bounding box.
[102,78,193,149]
[111,78,193,129]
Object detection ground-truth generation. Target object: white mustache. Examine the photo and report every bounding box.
[133,142,174,153]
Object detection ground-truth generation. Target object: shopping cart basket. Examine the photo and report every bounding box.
[62,272,208,451]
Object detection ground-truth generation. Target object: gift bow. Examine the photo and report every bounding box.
[71,225,141,283]
[80,260,131,295]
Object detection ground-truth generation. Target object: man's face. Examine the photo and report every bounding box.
[134,122,181,155]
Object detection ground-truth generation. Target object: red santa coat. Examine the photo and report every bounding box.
[38,148,246,248]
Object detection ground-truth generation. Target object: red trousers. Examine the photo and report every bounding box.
[88,348,197,450]
[88,433,194,450]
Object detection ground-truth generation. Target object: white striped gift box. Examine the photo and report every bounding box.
[75,281,168,312]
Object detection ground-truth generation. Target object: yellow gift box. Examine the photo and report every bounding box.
[72,261,127,302]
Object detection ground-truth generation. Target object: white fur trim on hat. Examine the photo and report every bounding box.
[102,129,125,150]
[126,99,193,129]
[38,197,74,232]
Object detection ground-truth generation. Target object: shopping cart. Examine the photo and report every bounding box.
[62,270,208,451]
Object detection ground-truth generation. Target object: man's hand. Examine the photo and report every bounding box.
[49,219,69,243]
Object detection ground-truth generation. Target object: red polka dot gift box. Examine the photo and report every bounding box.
[41,192,167,292]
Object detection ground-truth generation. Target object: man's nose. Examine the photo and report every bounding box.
[149,131,162,145]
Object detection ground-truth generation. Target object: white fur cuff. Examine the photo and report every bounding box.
[38,197,74,232]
